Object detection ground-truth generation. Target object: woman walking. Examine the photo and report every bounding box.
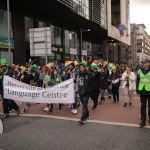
[121,66,136,107]
[108,67,120,103]
[48,69,62,113]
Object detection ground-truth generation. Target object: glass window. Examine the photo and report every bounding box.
[51,25,61,46]
[0,50,13,64]
[83,41,92,51]
[65,30,70,53]
[39,21,47,27]
[58,0,89,19]
[111,0,121,26]
[65,30,79,54]
[137,35,143,39]
[137,49,142,53]
[137,43,142,46]
[25,17,34,41]
[0,9,12,38]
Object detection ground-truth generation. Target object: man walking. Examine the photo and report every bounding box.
[136,59,150,128]
[76,60,91,124]
[1,61,20,119]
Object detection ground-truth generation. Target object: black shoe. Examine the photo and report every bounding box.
[109,96,111,99]
[113,101,116,103]
[16,108,20,116]
[92,106,97,110]
[139,122,146,128]
[129,103,132,106]
[47,109,52,114]
[79,120,85,125]
[123,103,127,107]
[1,114,9,119]
[98,100,101,105]
[101,97,105,102]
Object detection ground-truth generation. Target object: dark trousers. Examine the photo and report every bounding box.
[49,104,62,112]
[80,95,89,121]
[73,93,78,109]
[140,95,150,122]
[2,98,19,114]
[108,84,112,95]
[2,90,19,114]
[112,86,119,102]
[90,90,99,108]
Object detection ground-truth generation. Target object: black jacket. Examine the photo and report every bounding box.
[76,71,92,96]
[16,72,30,85]
[99,72,108,89]
[90,71,99,91]
[1,69,14,90]
[108,72,120,87]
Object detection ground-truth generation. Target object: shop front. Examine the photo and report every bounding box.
[0,37,14,64]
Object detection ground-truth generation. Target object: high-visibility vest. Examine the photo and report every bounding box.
[138,69,150,91]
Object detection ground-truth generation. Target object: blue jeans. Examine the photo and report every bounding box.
[80,95,89,121]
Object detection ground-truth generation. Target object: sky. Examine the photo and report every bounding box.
[130,0,150,35]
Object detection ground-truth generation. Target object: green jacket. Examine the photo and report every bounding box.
[48,75,62,87]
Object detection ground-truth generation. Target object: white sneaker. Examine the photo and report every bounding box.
[20,109,25,114]
[73,109,77,114]
[44,107,49,112]
[67,105,72,109]
[71,109,74,113]
[87,116,90,120]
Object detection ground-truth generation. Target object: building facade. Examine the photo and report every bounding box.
[0,0,130,65]
[106,0,131,64]
[130,24,150,65]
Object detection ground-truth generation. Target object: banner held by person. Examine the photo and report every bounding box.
[4,76,74,104]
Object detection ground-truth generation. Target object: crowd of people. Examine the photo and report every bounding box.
[0,58,150,128]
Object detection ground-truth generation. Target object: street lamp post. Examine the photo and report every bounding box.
[80,28,82,61]
[7,0,11,66]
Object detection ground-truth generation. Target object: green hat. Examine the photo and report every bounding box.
[32,64,38,69]
[79,60,88,67]
[112,67,117,71]
[91,60,98,69]
[20,66,27,71]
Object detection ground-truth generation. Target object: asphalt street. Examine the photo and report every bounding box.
[0,116,150,150]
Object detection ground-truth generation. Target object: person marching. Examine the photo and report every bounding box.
[108,66,120,103]
[136,59,150,128]
[76,60,91,124]
[107,65,112,99]
[16,66,30,113]
[67,61,79,114]
[99,67,108,103]
[0,59,20,118]
[121,66,136,107]
[90,60,100,110]
[48,69,62,113]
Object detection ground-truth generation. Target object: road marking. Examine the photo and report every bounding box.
[1,113,150,129]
